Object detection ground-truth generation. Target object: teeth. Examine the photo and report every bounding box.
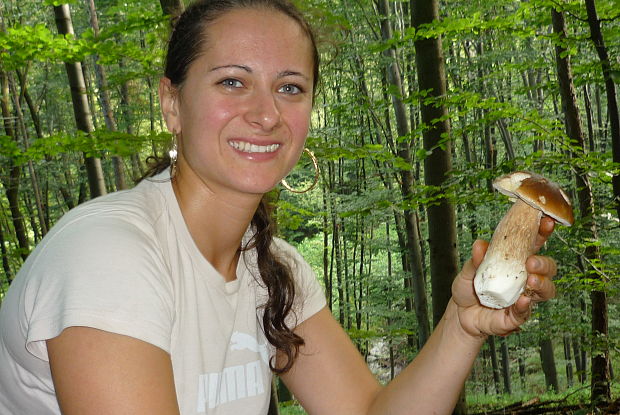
[229,141,280,153]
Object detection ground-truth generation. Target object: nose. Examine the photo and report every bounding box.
[244,89,281,131]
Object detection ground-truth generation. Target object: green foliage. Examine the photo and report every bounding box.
[0,24,89,67]
[0,131,169,165]
[43,0,79,6]
[0,0,619,409]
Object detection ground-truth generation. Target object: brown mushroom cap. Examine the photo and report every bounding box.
[493,171,575,226]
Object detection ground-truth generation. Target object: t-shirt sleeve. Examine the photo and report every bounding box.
[23,212,174,361]
[272,239,327,327]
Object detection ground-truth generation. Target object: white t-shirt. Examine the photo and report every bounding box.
[0,172,326,414]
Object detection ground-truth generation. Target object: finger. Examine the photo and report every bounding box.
[506,295,533,329]
[471,239,489,269]
[534,216,555,251]
[483,296,532,336]
[452,240,489,307]
[525,255,557,279]
[513,294,533,317]
[476,301,529,337]
[524,274,556,303]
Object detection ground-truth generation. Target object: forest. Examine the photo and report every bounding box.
[0,0,619,413]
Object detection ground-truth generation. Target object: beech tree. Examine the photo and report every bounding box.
[0,0,618,412]
[53,3,106,198]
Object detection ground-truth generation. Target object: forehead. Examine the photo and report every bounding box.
[197,7,314,72]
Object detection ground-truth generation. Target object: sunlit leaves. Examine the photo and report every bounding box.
[0,8,166,77]
[0,130,169,165]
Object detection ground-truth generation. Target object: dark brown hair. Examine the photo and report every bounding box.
[165,0,319,96]
[150,0,320,374]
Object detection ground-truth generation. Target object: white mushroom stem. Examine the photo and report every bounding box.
[474,199,542,309]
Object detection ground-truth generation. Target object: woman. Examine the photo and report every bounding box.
[0,0,557,414]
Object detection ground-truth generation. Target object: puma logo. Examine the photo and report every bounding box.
[230,332,269,365]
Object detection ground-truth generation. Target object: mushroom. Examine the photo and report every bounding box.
[474,171,574,309]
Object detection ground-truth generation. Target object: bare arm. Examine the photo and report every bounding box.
[47,327,180,415]
[281,217,557,415]
[279,304,485,415]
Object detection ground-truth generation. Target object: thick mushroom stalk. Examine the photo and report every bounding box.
[474,199,541,309]
[474,171,574,309]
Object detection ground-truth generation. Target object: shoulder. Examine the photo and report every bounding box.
[16,182,176,357]
[61,179,166,231]
[43,179,169,253]
[271,237,310,271]
[22,180,174,297]
[270,237,326,323]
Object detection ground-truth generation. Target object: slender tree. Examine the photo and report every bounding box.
[551,6,609,406]
[86,0,127,191]
[0,69,29,260]
[583,0,620,219]
[411,1,462,412]
[53,4,106,198]
[411,0,459,328]
[376,0,430,346]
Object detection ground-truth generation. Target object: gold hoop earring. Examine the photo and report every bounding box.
[169,132,178,178]
[281,148,320,193]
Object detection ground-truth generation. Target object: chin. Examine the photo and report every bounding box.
[237,181,279,196]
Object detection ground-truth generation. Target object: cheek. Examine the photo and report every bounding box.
[181,95,236,132]
[202,103,236,131]
[289,108,312,143]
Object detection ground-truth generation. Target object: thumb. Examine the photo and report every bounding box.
[472,239,489,269]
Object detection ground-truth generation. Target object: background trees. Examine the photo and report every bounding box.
[0,0,618,412]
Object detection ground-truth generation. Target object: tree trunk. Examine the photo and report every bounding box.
[518,335,527,388]
[53,4,106,199]
[564,335,574,388]
[499,337,512,394]
[539,338,559,392]
[412,0,462,411]
[572,335,584,383]
[377,0,430,347]
[22,194,40,243]
[9,73,48,237]
[322,186,332,310]
[412,0,459,327]
[579,297,588,384]
[346,38,420,348]
[334,213,344,325]
[117,56,144,180]
[552,7,609,405]
[488,336,501,394]
[0,70,29,261]
[583,0,620,220]
[0,220,12,284]
[86,0,127,191]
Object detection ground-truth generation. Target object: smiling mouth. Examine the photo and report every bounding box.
[229,140,280,153]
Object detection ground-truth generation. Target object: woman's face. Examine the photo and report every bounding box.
[162,7,315,197]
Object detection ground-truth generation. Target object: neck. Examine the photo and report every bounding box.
[171,164,263,281]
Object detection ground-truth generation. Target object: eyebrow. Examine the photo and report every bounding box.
[209,64,251,73]
[278,70,310,81]
[209,65,309,81]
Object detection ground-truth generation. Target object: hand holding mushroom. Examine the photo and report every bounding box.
[474,171,573,309]
[449,171,567,338]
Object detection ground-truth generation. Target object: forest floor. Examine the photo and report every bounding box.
[279,398,620,414]
[470,396,620,414]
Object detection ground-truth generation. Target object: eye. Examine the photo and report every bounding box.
[220,78,243,88]
[278,84,303,95]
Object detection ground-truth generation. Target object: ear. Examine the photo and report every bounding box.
[159,77,180,133]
